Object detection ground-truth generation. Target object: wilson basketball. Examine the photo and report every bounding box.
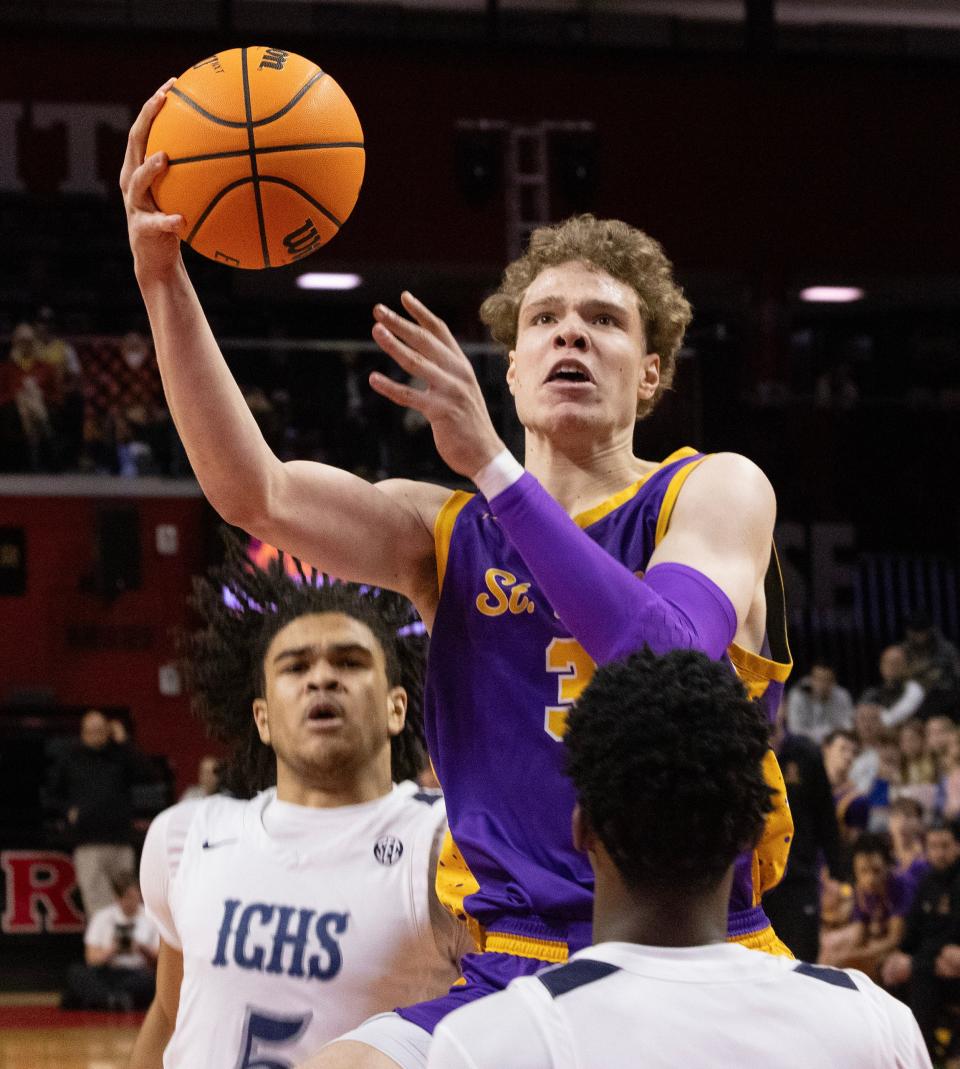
[145,46,364,269]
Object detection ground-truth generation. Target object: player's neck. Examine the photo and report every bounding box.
[522,431,656,517]
[593,873,733,949]
[274,759,393,808]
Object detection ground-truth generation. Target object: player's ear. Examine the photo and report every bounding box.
[252,698,271,745]
[506,351,517,395]
[572,803,592,854]
[637,352,660,404]
[386,686,407,737]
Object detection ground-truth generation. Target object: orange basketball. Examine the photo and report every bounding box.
[145,46,364,269]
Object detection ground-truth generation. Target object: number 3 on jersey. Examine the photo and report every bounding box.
[545,637,596,740]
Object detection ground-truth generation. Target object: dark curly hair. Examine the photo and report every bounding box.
[179,528,428,798]
[564,647,774,894]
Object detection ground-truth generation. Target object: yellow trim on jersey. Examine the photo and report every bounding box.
[482,932,569,963]
[729,924,795,959]
[653,453,708,546]
[434,490,475,591]
[436,830,572,962]
[754,749,793,900]
[435,829,484,947]
[572,447,700,530]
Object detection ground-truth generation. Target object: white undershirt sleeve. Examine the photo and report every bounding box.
[139,800,201,951]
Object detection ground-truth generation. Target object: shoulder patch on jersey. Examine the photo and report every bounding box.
[793,962,858,990]
[538,959,620,998]
[413,789,444,806]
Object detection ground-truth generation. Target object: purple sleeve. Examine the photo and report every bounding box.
[487,471,737,664]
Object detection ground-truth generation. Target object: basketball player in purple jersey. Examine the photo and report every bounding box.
[122,86,792,1069]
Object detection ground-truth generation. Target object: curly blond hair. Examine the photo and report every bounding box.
[479,215,692,417]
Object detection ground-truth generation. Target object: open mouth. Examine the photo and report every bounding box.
[306,701,343,724]
[546,361,593,384]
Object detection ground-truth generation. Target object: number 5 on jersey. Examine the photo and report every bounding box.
[545,637,596,741]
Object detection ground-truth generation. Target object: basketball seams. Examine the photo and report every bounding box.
[242,47,271,268]
[153,47,363,268]
[185,177,251,245]
[166,143,364,166]
[251,70,327,128]
[259,176,344,229]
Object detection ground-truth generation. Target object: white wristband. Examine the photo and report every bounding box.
[473,448,525,500]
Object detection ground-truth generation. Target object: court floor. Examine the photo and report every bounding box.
[0,997,140,1069]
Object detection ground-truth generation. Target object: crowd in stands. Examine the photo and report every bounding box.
[783,613,960,1061]
[0,314,459,481]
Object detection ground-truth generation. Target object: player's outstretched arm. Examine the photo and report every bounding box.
[121,88,445,608]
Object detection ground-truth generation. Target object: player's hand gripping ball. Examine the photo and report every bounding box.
[146,46,364,269]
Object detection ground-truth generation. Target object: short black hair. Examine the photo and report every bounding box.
[179,528,428,797]
[851,832,892,865]
[564,647,774,895]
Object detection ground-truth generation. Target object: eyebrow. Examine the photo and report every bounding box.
[272,642,373,664]
[523,296,632,319]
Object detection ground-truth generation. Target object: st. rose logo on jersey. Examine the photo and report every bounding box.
[373,836,403,866]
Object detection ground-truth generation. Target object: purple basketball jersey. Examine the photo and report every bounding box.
[425,447,793,953]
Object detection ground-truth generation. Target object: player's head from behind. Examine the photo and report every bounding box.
[479,215,692,441]
[851,833,893,896]
[924,819,960,872]
[564,647,773,942]
[181,529,427,798]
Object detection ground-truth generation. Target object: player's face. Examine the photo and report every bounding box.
[507,261,659,443]
[254,612,405,786]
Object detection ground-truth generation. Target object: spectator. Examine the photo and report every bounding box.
[890,797,931,893]
[0,342,28,470]
[901,719,938,786]
[62,872,158,1011]
[7,321,56,470]
[764,704,842,962]
[34,305,84,468]
[936,732,960,822]
[905,612,960,697]
[823,729,871,846]
[47,710,152,918]
[850,702,885,796]
[926,716,957,773]
[820,833,910,981]
[883,821,960,1060]
[861,646,926,729]
[786,662,855,745]
[866,732,906,832]
[178,754,221,801]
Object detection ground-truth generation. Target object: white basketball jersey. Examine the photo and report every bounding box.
[428,941,931,1069]
[141,783,464,1069]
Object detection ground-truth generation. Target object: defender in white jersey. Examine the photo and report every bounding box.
[428,649,930,1069]
[131,536,468,1069]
